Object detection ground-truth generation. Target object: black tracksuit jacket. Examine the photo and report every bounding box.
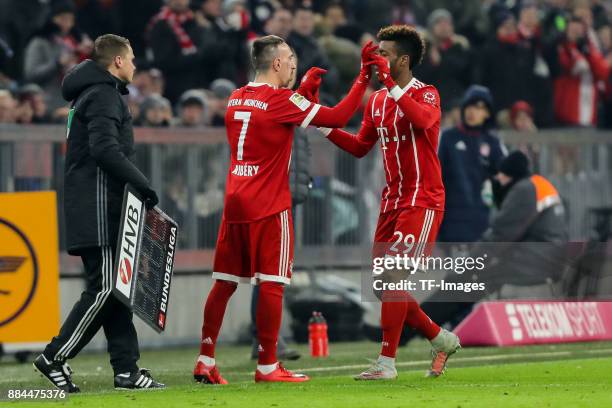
[62,60,151,255]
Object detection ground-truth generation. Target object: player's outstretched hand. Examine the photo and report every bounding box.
[370,54,394,88]
[361,40,378,64]
[358,40,379,82]
[297,67,327,103]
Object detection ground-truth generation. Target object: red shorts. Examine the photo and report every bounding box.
[212,209,293,285]
[373,207,443,257]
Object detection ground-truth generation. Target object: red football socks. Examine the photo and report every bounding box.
[256,282,284,365]
[380,291,409,358]
[199,280,237,357]
[404,297,441,340]
[380,291,441,358]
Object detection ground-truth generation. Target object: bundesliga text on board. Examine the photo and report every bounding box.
[158,225,177,330]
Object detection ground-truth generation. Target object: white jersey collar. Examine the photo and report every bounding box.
[402,77,419,92]
[247,81,276,89]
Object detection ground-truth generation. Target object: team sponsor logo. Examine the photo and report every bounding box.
[0,219,39,327]
[289,92,311,111]
[505,302,607,341]
[376,126,389,139]
[231,163,260,177]
[115,192,143,298]
[119,258,132,285]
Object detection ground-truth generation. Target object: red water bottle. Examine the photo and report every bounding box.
[319,312,329,357]
[308,311,322,357]
[309,312,329,358]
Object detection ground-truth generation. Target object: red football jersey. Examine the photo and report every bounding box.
[223,82,320,223]
[328,77,445,213]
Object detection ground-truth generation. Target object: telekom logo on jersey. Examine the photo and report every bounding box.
[376,126,389,139]
[377,126,408,149]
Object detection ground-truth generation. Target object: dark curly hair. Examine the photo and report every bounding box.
[377,25,425,70]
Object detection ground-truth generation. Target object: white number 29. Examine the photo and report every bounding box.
[389,231,416,254]
[234,111,251,161]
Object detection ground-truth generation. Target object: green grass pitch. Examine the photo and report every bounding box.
[2,340,612,407]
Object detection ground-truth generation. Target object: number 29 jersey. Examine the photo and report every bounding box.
[223,82,321,223]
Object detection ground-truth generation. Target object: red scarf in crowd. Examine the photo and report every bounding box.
[148,6,197,55]
[497,31,521,45]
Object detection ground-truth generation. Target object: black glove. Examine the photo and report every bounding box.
[140,187,159,210]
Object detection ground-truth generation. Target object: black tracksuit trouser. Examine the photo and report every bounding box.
[43,246,139,375]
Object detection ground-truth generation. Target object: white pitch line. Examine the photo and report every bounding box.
[298,347,612,373]
[4,347,612,384]
[230,347,612,376]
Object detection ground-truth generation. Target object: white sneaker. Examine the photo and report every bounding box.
[354,360,398,380]
[427,329,461,377]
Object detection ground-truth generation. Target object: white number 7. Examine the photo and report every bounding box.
[234,111,251,161]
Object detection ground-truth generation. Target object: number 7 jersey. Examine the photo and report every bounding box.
[223,82,321,223]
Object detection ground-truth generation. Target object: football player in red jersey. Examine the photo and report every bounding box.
[316,25,461,380]
[193,35,378,384]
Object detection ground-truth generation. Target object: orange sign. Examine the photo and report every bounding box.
[0,191,60,342]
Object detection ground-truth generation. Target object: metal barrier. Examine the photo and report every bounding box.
[1,125,611,274]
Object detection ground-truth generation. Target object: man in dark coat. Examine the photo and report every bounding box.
[438,85,505,243]
[147,0,204,103]
[476,8,553,126]
[195,0,249,88]
[419,151,568,329]
[287,5,337,98]
[414,9,472,112]
[33,34,163,393]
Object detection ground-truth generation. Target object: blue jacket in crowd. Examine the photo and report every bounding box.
[438,85,506,242]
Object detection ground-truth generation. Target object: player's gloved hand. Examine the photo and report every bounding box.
[370,54,395,89]
[297,67,327,103]
[141,187,159,210]
[358,40,379,83]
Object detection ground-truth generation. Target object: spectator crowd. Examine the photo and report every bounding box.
[0,0,611,130]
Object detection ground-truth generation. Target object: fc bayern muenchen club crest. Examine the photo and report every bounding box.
[423,91,436,105]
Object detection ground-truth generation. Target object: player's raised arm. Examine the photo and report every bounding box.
[302,41,378,129]
[318,95,379,158]
[260,38,376,131]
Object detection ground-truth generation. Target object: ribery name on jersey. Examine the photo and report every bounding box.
[232,163,260,177]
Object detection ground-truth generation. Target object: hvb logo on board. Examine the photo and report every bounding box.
[114,192,143,299]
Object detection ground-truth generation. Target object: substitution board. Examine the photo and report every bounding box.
[112,184,179,333]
